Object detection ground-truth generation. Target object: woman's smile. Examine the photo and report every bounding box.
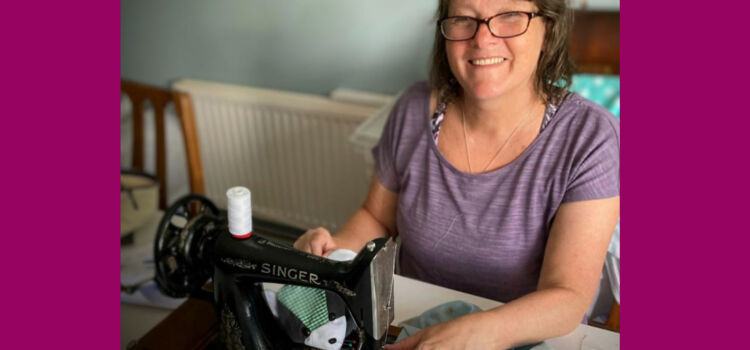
[469,56,508,67]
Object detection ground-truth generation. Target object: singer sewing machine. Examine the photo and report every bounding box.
[153,194,397,350]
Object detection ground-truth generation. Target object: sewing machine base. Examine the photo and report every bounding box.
[204,331,400,350]
[131,297,401,350]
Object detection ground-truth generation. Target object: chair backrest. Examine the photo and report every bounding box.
[121,80,205,208]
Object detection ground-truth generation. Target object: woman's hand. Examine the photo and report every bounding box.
[293,176,396,257]
[385,313,500,350]
[293,227,338,257]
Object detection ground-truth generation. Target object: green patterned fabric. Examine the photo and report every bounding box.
[570,74,620,119]
[277,285,329,331]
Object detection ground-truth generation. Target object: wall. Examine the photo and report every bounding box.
[122,0,435,95]
[121,0,619,96]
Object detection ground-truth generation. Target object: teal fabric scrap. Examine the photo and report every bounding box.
[570,74,620,119]
[394,300,549,350]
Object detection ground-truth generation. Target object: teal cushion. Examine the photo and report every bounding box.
[570,74,620,119]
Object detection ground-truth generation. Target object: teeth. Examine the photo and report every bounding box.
[472,57,505,66]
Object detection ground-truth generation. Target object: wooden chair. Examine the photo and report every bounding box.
[121,80,205,209]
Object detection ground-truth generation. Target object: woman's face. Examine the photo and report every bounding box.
[445,0,545,101]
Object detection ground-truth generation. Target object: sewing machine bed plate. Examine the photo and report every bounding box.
[126,277,619,350]
[131,297,400,350]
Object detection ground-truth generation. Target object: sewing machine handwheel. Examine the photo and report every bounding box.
[154,194,220,298]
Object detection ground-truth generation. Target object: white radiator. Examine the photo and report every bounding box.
[172,79,382,232]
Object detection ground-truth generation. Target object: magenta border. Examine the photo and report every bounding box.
[2,1,121,348]
[10,1,743,348]
[622,2,748,348]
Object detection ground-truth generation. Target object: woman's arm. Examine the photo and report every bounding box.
[388,196,620,349]
[294,175,398,256]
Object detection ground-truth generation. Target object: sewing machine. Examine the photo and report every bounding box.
[153,194,397,350]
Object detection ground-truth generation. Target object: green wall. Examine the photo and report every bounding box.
[121,0,619,96]
[121,0,437,95]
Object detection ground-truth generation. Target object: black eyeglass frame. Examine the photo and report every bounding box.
[438,11,541,41]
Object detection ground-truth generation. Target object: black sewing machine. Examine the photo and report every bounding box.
[153,194,397,350]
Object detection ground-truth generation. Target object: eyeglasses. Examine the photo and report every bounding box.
[439,11,540,41]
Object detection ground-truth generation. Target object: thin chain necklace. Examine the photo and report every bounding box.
[461,101,535,173]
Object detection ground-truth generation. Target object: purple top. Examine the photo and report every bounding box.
[372,82,620,302]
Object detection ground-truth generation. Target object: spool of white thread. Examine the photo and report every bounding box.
[226,186,252,239]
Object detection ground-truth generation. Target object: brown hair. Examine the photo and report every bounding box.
[428,0,574,104]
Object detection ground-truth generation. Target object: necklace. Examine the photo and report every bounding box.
[461,101,535,173]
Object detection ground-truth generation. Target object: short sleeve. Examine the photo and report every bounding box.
[371,99,402,193]
[369,82,429,193]
[562,107,620,203]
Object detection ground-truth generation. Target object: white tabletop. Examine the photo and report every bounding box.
[121,213,619,349]
[393,275,619,349]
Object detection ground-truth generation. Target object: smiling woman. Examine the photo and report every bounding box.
[432,0,572,106]
[293,0,620,348]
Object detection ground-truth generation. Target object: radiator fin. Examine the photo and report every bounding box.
[174,79,378,232]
